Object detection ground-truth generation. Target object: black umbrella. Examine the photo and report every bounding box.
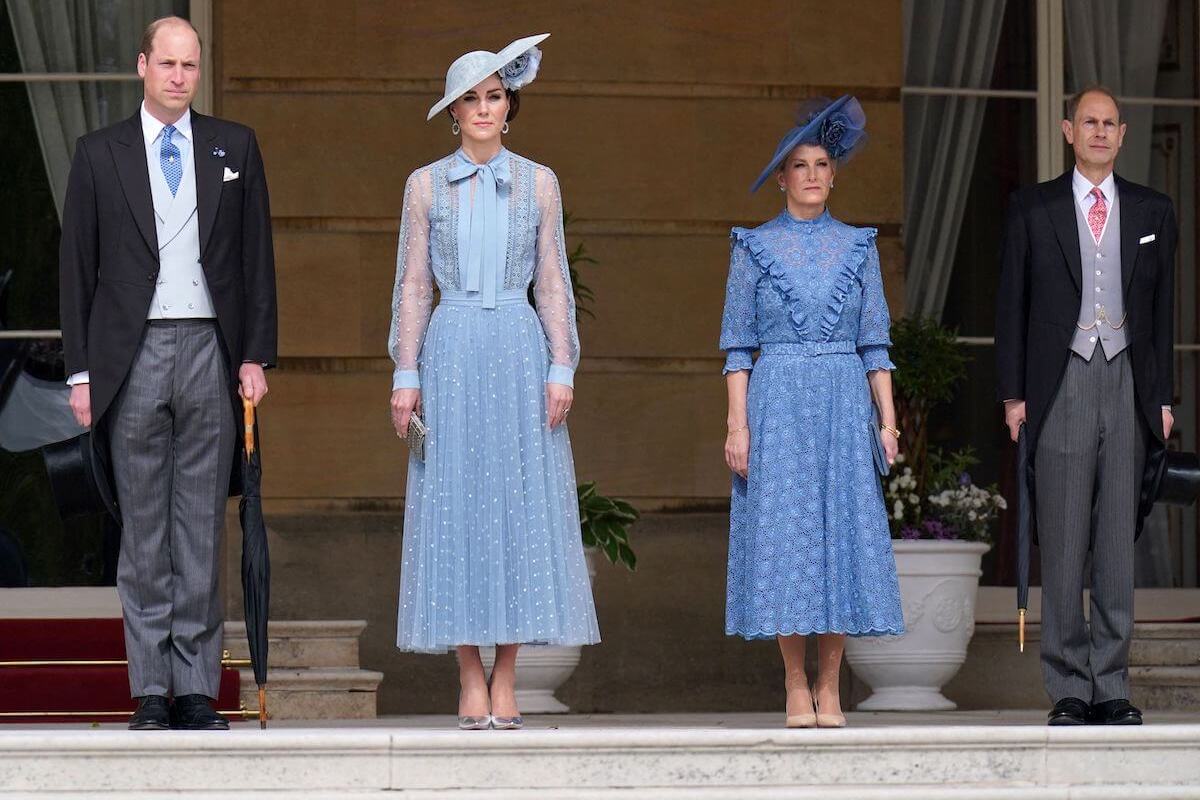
[240,397,270,728]
[1016,424,1031,653]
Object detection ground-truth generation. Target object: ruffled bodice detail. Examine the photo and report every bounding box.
[720,209,893,374]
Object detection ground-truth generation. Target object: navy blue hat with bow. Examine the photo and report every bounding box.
[750,94,868,193]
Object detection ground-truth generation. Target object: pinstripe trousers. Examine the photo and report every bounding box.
[110,321,235,699]
[1035,349,1144,704]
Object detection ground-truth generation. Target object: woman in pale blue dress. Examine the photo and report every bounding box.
[721,96,904,728]
[388,34,599,730]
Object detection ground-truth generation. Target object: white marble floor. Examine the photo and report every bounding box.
[8,708,1200,731]
[4,715,1200,798]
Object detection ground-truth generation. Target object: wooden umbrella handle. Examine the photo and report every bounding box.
[243,397,256,455]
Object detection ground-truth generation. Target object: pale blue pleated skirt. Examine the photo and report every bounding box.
[396,291,601,653]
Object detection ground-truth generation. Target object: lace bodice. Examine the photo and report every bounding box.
[388,148,579,388]
[719,209,894,374]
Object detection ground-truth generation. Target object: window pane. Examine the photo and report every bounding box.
[1064,0,1198,100]
[990,0,1038,91]
[1,0,189,73]
[936,98,1036,587]
[1148,102,1199,586]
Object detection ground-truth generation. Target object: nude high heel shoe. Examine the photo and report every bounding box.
[815,699,846,728]
[785,684,817,728]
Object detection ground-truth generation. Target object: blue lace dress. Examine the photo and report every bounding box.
[720,209,904,638]
[388,148,600,653]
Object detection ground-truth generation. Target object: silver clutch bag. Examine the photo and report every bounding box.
[403,413,428,462]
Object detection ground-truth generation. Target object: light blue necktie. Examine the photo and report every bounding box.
[160,124,182,196]
[448,151,510,309]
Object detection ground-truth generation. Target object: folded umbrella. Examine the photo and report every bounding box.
[1016,424,1031,653]
[239,397,270,728]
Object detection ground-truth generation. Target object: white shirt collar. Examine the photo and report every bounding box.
[140,101,193,147]
[1072,166,1116,206]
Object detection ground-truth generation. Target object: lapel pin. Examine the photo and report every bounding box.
[212,146,225,158]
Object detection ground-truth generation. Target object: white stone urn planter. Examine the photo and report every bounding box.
[844,539,990,711]
[480,549,597,713]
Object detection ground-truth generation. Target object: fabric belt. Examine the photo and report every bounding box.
[759,341,858,356]
[438,289,529,308]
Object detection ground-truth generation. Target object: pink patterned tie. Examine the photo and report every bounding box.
[1088,186,1107,244]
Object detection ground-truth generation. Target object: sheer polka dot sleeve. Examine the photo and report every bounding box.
[388,169,435,390]
[532,167,579,387]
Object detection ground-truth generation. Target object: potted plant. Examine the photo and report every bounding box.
[483,219,639,713]
[844,318,999,711]
[888,316,969,497]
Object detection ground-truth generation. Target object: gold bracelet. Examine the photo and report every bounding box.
[727,425,749,436]
[880,424,901,439]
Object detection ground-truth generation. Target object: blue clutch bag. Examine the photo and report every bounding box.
[870,404,890,477]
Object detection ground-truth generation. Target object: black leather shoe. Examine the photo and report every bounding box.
[1090,698,1143,726]
[128,695,170,730]
[169,694,230,730]
[1047,697,1090,726]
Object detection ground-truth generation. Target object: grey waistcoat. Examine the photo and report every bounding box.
[1070,190,1127,360]
[147,146,216,320]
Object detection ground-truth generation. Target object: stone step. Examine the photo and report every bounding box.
[4,723,1200,796]
[1130,623,1200,667]
[1130,666,1200,711]
[223,620,366,669]
[955,623,1200,711]
[240,667,384,720]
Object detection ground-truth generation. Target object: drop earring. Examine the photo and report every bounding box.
[502,122,510,134]
[451,121,461,135]
[779,185,786,193]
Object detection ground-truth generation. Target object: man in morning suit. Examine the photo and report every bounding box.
[59,16,277,730]
[996,86,1178,726]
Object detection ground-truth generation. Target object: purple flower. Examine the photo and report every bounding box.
[922,518,959,540]
[899,525,921,540]
[958,472,972,487]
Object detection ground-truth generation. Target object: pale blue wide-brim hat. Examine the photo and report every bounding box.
[749,94,867,192]
[426,33,550,121]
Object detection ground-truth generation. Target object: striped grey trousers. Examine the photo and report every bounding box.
[110,321,235,699]
[1035,349,1144,704]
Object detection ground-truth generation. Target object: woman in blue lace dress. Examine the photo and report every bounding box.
[388,34,599,730]
[721,96,905,728]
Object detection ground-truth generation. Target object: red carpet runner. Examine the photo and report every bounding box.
[0,619,240,723]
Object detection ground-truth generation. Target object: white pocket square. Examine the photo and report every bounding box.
[1139,233,1156,244]
[222,167,240,182]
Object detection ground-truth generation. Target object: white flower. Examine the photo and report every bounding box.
[967,511,977,521]
[908,493,919,505]
[893,500,903,518]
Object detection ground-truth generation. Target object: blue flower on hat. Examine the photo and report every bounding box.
[822,113,850,155]
[498,46,542,91]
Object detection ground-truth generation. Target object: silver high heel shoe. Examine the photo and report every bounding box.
[490,715,523,730]
[458,715,492,731]
[486,674,523,730]
[457,688,491,730]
